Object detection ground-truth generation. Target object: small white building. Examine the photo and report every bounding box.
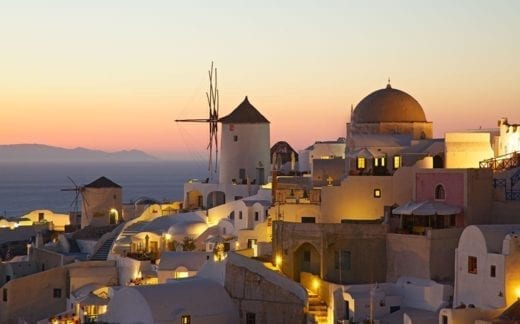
[157,251,212,283]
[100,277,238,323]
[298,139,346,174]
[342,277,453,323]
[454,224,520,310]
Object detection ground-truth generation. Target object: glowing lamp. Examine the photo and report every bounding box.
[515,287,520,299]
[275,255,282,268]
[313,278,320,291]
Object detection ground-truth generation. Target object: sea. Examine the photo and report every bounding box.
[0,161,208,218]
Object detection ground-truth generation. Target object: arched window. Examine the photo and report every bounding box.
[435,184,446,200]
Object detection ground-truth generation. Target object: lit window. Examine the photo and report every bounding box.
[393,156,401,169]
[357,157,366,169]
[374,157,386,167]
[175,272,189,279]
[468,256,477,274]
[490,265,496,278]
[374,189,381,198]
[181,315,191,324]
[435,184,446,200]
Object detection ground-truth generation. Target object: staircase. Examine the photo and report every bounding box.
[308,290,328,324]
[90,237,115,261]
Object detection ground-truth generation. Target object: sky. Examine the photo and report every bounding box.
[0,0,519,160]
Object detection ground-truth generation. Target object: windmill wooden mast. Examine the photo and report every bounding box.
[176,62,220,182]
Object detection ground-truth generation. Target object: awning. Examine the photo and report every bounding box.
[392,200,461,216]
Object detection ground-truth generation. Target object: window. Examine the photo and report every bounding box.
[38,212,44,222]
[5,275,10,283]
[334,250,351,270]
[53,288,62,298]
[375,157,386,167]
[246,312,256,324]
[2,288,7,302]
[450,214,456,227]
[303,250,311,263]
[357,157,366,169]
[247,239,257,249]
[393,156,401,169]
[229,211,235,220]
[435,184,446,200]
[468,256,477,274]
[181,315,191,324]
[265,210,269,217]
[374,189,381,198]
[301,216,316,223]
[239,168,246,179]
[254,211,259,221]
[239,211,243,220]
[233,135,238,142]
[442,315,448,324]
[490,265,496,278]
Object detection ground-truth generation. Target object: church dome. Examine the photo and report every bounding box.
[353,84,426,123]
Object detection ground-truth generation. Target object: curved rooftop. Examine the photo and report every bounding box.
[353,84,427,123]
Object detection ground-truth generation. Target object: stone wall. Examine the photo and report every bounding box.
[224,261,307,324]
[273,221,387,284]
[0,266,68,323]
[386,228,462,282]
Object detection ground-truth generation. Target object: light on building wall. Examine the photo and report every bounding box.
[515,287,520,299]
[275,255,282,268]
[164,233,172,241]
[312,278,320,292]
[374,189,381,198]
[235,241,240,249]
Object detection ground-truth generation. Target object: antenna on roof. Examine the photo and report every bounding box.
[175,62,220,182]
[387,77,391,88]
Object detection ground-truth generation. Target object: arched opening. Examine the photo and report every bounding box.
[293,242,321,282]
[435,184,446,200]
[206,191,226,209]
[174,266,189,279]
[186,190,203,209]
[109,208,119,224]
[433,155,444,168]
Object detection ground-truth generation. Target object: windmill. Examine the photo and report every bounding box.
[61,177,89,225]
[175,62,220,182]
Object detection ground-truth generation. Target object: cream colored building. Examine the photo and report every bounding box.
[81,176,123,228]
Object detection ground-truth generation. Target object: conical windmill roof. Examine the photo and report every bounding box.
[219,96,270,124]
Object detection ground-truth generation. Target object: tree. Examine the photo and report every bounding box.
[182,236,196,251]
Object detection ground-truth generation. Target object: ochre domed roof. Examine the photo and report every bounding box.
[353,84,426,123]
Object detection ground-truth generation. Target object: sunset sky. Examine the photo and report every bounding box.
[0,1,519,160]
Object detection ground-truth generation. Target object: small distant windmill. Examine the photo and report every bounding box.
[175,62,220,182]
[61,177,89,222]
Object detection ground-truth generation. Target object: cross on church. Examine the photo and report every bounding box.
[326,176,334,186]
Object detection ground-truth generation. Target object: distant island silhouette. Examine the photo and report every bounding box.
[0,144,157,162]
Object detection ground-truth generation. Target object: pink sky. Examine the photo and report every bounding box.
[1,1,519,159]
